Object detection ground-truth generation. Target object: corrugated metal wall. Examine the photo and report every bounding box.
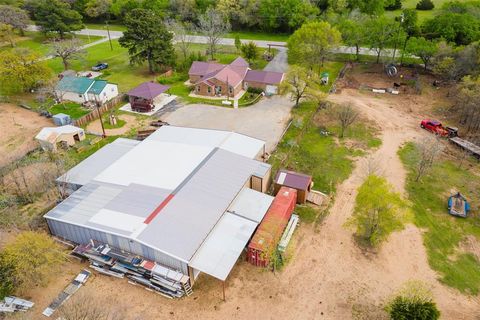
[47,219,188,274]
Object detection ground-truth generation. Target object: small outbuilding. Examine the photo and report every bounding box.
[35,125,85,151]
[52,113,72,126]
[273,169,313,204]
[127,82,171,113]
[55,76,118,105]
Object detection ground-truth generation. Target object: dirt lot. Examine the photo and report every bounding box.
[0,104,53,168]
[15,67,480,319]
[162,96,294,153]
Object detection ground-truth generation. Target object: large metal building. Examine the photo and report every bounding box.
[45,126,274,285]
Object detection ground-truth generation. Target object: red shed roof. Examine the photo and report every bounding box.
[274,170,312,191]
[245,70,284,85]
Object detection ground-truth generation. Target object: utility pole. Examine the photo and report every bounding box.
[106,20,113,51]
[392,13,404,63]
[94,96,106,138]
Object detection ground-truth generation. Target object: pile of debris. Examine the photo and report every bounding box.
[0,296,34,313]
[72,240,192,299]
[42,269,91,317]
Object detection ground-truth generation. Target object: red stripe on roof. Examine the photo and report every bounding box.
[144,194,174,224]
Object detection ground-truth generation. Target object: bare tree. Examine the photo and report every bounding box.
[198,8,230,60]
[336,103,359,138]
[50,39,86,70]
[414,137,444,182]
[167,20,193,61]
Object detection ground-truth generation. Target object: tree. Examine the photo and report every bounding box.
[119,8,175,74]
[259,0,319,32]
[422,12,480,45]
[347,175,406,247]
[413,136,443,182]
[234,34,241,53]
[386,281,440,320]
[166,20,193,62]
[416,0,434,10]
[400,8,419,63]
[33,0,84,38]
[337,14,367,61]
[0,23,15,47]
[385,0,402,10]
[287,21,341,69]
[0,48,51,95]
[336,103,359,138]
[84,0,112,18]
[50,39,86,70]
[0,232,65,293]
[405,37,437,70]
[364,17,399,63]
[0,257,15,299]
[198,8,230,60]
[0,5,29,34]
[279,66,325,107]
[240,41,258,64]
[58,291,127,320]
[455,76,480,139]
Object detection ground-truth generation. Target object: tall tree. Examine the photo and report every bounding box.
[364,17,399,63]
[240,41,258,64]
[0,48,51,95]
[259,0,319,32]
[0,5,29,34]
[198,8,230,60]
[50,39,86,70]
[0,231,65,293]
[337,14,367,61]
[405,37,437,70]
[166,20,193,62]
[336,103,359,138]
[422,11,480,45]
[287,21,341,69]
[33,0,84,38]
[119,8,175,73]
[84,0,112,19]
[279,66,325,107]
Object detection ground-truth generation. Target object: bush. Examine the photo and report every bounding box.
[387,281,440,320]
[157,72,188,85]
[247,86,264,94]
[416,0,434,10]
[386,0,402,10]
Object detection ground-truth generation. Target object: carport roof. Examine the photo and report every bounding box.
[245,70,284,84]
[128,82,170,100]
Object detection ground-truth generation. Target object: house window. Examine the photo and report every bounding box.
[229,86,233,94]
[78,94,83,98]
[207,87,211,93]
[196,86,200,93]
[103,92,107,96]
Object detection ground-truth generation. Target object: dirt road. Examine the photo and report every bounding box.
[27,90,479,319]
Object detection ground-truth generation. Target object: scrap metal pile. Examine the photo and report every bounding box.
[0,296,34,313]
[72,240,192,299]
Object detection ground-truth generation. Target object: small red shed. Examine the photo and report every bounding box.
[273,170,312,204]
[247,187,297,267]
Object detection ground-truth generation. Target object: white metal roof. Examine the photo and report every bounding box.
[94,140,213,190]
[227,187,274,223]
[146,126,265,159]
[57,138,139,187]
[35,125,83,142]
[190,212,257,281]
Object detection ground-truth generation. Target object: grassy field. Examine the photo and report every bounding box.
[225,31,290,42]
[384,0,469,22]
[399,142,480,294]
[84,23,126,31]
[48,102,90,119]
[0,32,103,56]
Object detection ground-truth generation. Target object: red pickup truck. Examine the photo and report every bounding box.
[420,119,458,137]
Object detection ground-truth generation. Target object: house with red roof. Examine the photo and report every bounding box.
[188,57,284,98]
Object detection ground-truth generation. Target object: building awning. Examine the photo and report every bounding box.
[190,212,257,281]
[227,188,274,223]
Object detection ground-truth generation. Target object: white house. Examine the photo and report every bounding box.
[55,76,118,105]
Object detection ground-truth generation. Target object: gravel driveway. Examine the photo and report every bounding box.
[162,96,293,153]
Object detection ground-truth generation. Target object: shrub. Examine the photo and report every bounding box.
[247,86,263,94]
[387,281,440,320]
[416,0,434,10]
[386,0,402,10]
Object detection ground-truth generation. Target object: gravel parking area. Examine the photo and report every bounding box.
[162,96,293,153]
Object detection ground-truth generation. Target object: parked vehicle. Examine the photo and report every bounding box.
[420,119,458,138]
[92,62,108,71]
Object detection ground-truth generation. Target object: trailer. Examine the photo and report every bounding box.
[449,137,480,158]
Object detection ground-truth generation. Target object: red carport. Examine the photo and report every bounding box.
[127,82,170,113]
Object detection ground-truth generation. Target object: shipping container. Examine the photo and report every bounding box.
[247,187,297,267]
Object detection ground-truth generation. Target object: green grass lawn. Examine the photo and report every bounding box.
[399,142,480,294]
[0,32,103,56]
[225,31,290,42]
[384,0,469,23]
[84,22,126,32]
[48,102,90,119]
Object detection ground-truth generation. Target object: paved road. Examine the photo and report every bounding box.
[28,25,396,59]
[264,47,288,72]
